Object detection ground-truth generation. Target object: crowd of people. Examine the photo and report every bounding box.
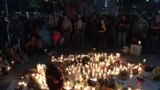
[0,12,160,74]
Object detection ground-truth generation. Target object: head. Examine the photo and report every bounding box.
[63,15,68,21]
[122,15,126,21]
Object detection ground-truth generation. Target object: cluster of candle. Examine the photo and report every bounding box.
[0,60,11,72]
[52,53,144,90]
[31,64,49,90]
[17,81,27,90]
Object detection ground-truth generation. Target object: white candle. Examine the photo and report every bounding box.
[143,59,146,63]
[128,87,132,90]
[92,87,95,90]
[116,53,120,58]
[136,89,141,90]
[138,41,141,45]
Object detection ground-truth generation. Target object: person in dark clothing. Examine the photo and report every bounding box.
[34,36,45,54]
[118,15,130,47]
[0,17,6,48]
[89,14,99,48]
[132,16,148,45]
[150,14,160,48]
[107,14,117,48]
[6,42,24,64]
[24,36,36,55]
[74,14,85,47]
[97,17,107,49]
[9,22,21,43]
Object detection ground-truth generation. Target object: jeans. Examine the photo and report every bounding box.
[119,31,127,47]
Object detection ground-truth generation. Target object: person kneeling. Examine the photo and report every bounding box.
[6,42,24,64]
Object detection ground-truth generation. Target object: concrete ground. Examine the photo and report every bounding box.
[0,49,160,90]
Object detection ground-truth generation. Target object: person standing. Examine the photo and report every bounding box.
[74,14,85,48]
[98,17,107,49]
[89,14,99,48]
[61,15,72,48]
[118,15,130,48]
[132,16,148,45]
[150,14,160,48]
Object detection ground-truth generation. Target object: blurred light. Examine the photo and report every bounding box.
[7,66,11,71]
[105,0,108,7]
[11,61,14,64]
[1,11,5,14]
[146,0,149,2]
[155,0,159,2]
[94,0,97,4]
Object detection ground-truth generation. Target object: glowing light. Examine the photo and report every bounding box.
[51,53,144,90]
[143,59,146,63]
[11,61,14,64]
[32,64,49,90]
[105,0,108,7]
[138,41,141,45]
[7,66,11,71]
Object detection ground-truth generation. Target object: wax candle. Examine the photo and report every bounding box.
[128,87,132,90]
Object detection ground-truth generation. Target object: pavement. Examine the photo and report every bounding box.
[0,48,160,90]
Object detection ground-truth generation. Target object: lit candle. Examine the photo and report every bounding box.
[44,48,47,52]
[138,41,141,45]
[92,87,95,90]
[130,74,133,78]
[143,59,146,63]
[116,53,120,58]
[84,86,90,90]
[7,66,11,71]
[136,89,141,90]
[11,61,14,65]
[128,87,132,90]
[64,81,72,90]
